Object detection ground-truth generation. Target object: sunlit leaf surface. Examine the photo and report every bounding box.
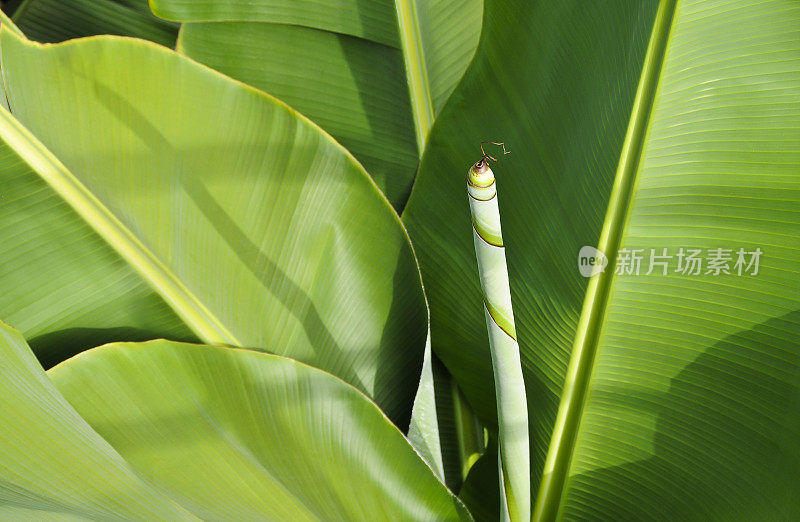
[0,321,469,520]
[150,0,483,209]
[0,28,427,425]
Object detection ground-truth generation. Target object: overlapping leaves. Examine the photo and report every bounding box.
[0,24,426,426]
[150,0,483,209]
[0,321,469,519]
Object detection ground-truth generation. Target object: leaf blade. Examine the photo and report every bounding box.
[150,0,400,46]
[555,0,800,518]
[0,28,427,424]
[395,0,435,150]
[0,103,240,347]
[151,0,483,210]
[0,321,196,520]
[176,20,420,208]
[532,1,678,516]
[403,0,661,488]
[48,339,472,520]
[405,0,800,517]
[12,0,178,46]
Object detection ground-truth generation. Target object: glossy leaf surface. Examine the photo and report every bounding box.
[49,339,471,520]
[0,321,469,520]
[0,321,196,520]
[0,28,427,425]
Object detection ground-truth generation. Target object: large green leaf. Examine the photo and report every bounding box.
[403,0,661,481]
[404,0,800,517]
[540,0,800,518]
[0,320,196,519]
[10,0,178,46]
[149,0,483,209]
[0,320,470,519]
[0,28,427,425]
[0,123,196,368]
[49,338,471,520]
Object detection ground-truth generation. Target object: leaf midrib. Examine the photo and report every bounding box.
[0,105,242,348]
[394,0,435,152]
[531,0,679,520]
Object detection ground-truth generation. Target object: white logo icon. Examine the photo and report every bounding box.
[578,246,607,277]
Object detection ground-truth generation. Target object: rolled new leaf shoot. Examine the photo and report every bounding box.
[467,153,531,522]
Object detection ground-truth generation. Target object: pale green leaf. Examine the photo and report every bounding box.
[0,110,197,368]
[0,28,426,425]
[150,0,482,209]
[0,319,469,519]
[0,320,196,520]
[47,338,471,520]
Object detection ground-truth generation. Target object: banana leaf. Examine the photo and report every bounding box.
[10,0,177,45]
[148,0,483,209]
[403,0,800,518]
[0,320,470,520]
[0,26,427,427]
[0,321,194,519]
[404,0,661,474]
